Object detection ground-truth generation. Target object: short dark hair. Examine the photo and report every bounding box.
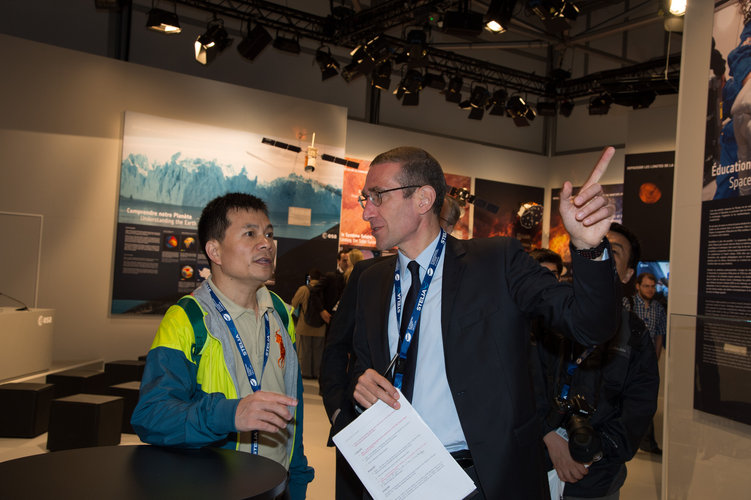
[609,222,641,270]
[198,193,269,261]
[308,268,322,281]
[370,146,446,216]
[529,248,563,275]
[636,272,657,285]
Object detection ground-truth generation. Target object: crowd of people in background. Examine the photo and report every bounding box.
[132,145,667,500]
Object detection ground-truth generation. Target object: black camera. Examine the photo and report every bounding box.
[545,394,603,463]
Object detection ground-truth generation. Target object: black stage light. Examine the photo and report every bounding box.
[402,92,420,106]
[559,99,574,117]
[394,69,423,106]
[237,24,272,61]
[488,89,508,115]
[468,106,484,120]
[612,90,656,110]
[371,61,392,90]
[588,94,613,115]
[273,33,300,54]
[423,72,446,91]
[146,7,181,34]
[469,86,490,109]
[341,35,392,82]
[536,101,558,116]
[404,28,428,68]
[400,69,424,94]
[340,61,362,82]
[195,19,232,65]
[506,95,536,126]
[528,0,580,33]
[443,76,463,103]
[485,0,517,33]
[315,46,340,81]
[441,10,484,36]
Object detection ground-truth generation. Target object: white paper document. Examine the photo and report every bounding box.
[333,391,477,500]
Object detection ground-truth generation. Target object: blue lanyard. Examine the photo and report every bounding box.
[206,282,270,454]
[392,229,447,390]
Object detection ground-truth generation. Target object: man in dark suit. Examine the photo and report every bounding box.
[320,257,384,499]
[351,146,621,500]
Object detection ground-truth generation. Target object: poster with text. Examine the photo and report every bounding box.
[622,151,674,261]
[694,1,751,426]
[112,112,344,313]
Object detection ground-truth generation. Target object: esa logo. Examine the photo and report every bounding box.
[321,232,338,240]
[223,313,232,322]
[37,315,53,326]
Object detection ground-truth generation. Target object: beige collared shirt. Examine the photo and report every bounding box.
[208,277,289,467]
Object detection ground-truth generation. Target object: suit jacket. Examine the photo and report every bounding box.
[352,235,620,500]
[320,258,385,444]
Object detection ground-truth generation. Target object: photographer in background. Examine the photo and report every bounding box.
[529,224,659,500]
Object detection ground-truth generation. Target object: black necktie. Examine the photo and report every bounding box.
[398,260,421,401]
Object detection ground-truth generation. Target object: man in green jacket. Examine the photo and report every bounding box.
[132,192,314,499]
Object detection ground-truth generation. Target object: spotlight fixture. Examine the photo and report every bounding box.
[315,46,340,81]
[469,85,490,109]
[506,95,536,126]
[466,85,490,119]
[394,69,424,106]
[341,35,392,82]
[441,9,484,36]
[423,72,446,91]
[194,19,232,65]
[443,76,463,103]
[237,23,272,61]
[588,93,613,115]
[559,99,574,117]
[536,101,558,116]
[667,0,686,16]
[485,0,517,33]
[528,0,580,33]
[402,92,420,106]
[403,28,429,68]
[273,33,301,54]
[468,107,484,120]
[612,90,656,110]
[371,61,392,90]
[487,89,509,115]
[146,7,181,34]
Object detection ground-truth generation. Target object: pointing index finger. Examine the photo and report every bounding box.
[580,146,615,191]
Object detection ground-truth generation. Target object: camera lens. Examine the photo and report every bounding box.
[567,414,602,463]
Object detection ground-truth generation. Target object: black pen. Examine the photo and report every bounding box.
[382,353,399,379]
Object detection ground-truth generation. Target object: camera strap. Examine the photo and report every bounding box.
[559,345,596,400]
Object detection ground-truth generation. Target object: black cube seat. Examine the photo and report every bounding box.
[104,360,146,387]
[107,381,142,434]
[0,383,54,438]
[46,368,107,398]
[47,394,123,451]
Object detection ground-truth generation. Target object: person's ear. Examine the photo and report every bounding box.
[206,240,221,266]
[416,186,436,215]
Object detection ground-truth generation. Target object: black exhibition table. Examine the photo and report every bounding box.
[0,444,288,499]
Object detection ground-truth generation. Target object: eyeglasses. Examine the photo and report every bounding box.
[358,185,421,209]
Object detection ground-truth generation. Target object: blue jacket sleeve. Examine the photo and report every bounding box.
[287,354,315,499]
[131,307,239,448]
